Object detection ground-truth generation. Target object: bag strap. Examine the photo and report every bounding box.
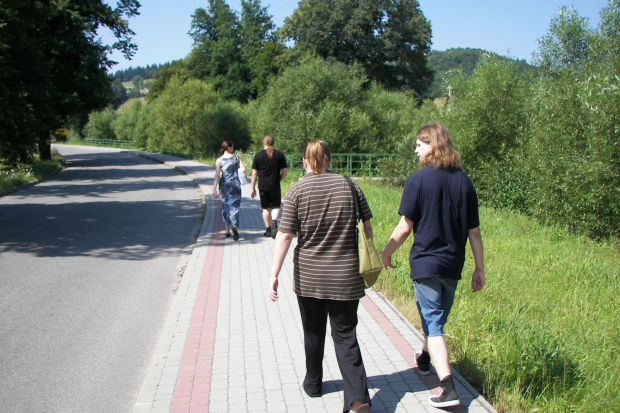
[344,176,361,223]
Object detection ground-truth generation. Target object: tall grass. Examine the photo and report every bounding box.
[355,180,619,412]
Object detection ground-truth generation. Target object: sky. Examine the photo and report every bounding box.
[103,0,610,73]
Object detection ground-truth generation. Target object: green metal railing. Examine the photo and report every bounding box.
[286,153,394,177]
[84,139,137,149]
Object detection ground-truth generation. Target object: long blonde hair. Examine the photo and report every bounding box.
[416,123,461,168]
[263,135,275,158]
[304,140,331,174]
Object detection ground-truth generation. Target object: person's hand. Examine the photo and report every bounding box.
[213,190,219,200]
[251,189,256,199]
[471,269,485,292]
[268,274,279,302]
[380,251,397,269]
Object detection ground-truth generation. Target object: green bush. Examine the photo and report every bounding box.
[145,76,252,156]
[82,106,117,140]
[150,77,220,154]
[442,55,531,209]
[526,2,620,239]
[376,100,441,185]
[113,100,143,142]
[251,57,372,153]
[250,56,425,154]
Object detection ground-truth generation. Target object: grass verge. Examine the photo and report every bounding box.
[357,180,619,413]
[0,151,64,192]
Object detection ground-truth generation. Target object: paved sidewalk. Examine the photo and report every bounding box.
[130,152,496,413]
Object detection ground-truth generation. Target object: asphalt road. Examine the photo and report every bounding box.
[0,146,204,412]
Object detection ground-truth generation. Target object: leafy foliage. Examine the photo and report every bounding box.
[111,63,171,82]
[281,0,433,98]
[251,57,417,154]
[525,3,619,239]
[442,54,531,211]
[186,0,282,102]
[83,107,117,141]
[0,0,140,163]
[113,100,143,142]
[426,48,538,98]
[147,77,251,155]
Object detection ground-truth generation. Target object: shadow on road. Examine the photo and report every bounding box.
[0,151,204,261]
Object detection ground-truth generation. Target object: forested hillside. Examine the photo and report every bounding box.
[111,63,173,82]
[426,48,539,98]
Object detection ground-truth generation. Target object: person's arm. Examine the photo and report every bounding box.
[280,167,288,182]
[380,215,414,269]
[268,230,294,302]
[468,227,485,292]
[212,159,221,200]
[238,158,246,173]
[250,169,258,199]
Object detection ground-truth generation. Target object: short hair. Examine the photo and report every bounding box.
[304,140,331,174]
[416,123,461,168]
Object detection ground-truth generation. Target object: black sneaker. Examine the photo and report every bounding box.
[270,220,277,239]
[263,227,272,237]
[232,227,239,241]
[415,351,431,376]
[428,386,460,408]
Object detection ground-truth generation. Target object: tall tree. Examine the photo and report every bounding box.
[188,0,250,102]
[187,0,280,102]
[0,0,140,162]
[281,0,433,98]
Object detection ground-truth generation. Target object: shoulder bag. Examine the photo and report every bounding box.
[344,176,382,288]
[236,156,249,185]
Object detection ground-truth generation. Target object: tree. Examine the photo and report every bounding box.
[187,0,250,102]
[111,77,129,107]
[534,6,593,72]
[130,75,145,98]
[528,1,619,238]
[251,57,415,154]
[443,55,531,212]
[146,60,190,102]
[83,107,117,141]
[281,0,433,98]
[239,0,282,98]
[114,100,143,142]
[186,0,279,102]
[0,0,140,163]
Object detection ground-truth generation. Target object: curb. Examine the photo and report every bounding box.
[0,166,63,198]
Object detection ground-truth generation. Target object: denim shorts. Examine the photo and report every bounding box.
[413,278,459,337]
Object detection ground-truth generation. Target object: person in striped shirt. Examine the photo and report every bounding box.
[268,140,373,413]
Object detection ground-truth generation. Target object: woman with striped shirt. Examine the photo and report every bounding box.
[268,140,373,413]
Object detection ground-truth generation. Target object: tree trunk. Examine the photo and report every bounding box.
[39,131,52,161]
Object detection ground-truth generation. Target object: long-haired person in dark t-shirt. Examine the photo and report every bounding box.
[381,123,485,409]
[250,135,288,238]
[268,140,372,413]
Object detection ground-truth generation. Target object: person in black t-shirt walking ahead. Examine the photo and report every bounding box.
[251,135,288,238]
[381,123,485,409]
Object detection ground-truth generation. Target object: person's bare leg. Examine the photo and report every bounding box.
[427,336,451,380]
[351,401,370,413]
[271,207,281,222]
[262,208,271,228]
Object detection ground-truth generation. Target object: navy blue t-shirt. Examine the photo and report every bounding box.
[398,166,479,280]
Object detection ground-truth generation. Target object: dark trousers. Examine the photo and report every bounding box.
[297,296,370,412]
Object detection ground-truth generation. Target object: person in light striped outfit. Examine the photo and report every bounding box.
[268,140,373,413]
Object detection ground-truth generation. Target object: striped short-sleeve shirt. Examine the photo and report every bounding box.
[279,172,373,300]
